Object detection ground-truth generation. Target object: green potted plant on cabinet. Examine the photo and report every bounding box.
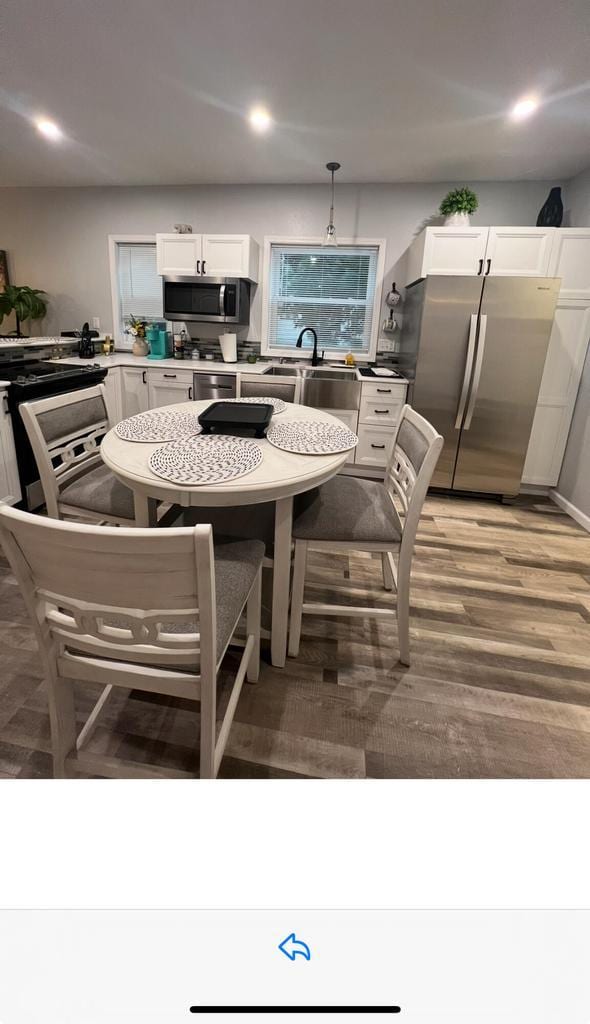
[439,186,478,226]
[0,284,48,337]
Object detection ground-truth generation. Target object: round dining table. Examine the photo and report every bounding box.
[101,400,351,667]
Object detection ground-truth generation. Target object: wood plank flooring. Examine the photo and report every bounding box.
[1,494,590,778]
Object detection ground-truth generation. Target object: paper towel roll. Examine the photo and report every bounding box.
[219,333,238,363]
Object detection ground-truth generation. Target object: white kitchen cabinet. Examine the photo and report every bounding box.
[522,227,590,487]
[156,233,259,281]
[102,366,122,424]
[0,387,21,506]
[404,225,555,284]
[156,233,202,276]
[147,368,193,408]
[484,227,554,276]
[522,302,590,486]
[548,228,590,300]
[202,235,259,282]
[353,379,407,469]
[405,227,489,283]
[120,366,149,417]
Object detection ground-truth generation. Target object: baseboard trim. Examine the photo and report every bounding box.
[550,489,590,533]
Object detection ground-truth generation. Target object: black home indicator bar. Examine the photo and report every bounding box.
[190,1008,401,1015]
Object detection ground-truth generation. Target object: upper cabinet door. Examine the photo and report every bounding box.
[485,227,554,276]
[407,227,489,283]
[201,235,259,281]
[548,228,590,300]
[156,234,203,276]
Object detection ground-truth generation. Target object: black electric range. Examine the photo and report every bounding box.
[1,347,107,510]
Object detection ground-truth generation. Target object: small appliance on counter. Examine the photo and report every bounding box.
[61,323,98,359]
[219,332,238,363]
[146,324,169,360]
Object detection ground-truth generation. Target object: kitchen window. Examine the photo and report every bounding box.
[109,236,163,347]
[261,238,385,360]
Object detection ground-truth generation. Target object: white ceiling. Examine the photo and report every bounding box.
[1,0,589,187]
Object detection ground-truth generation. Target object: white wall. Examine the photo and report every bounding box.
[557,167,590,522]
[0,180,559,342]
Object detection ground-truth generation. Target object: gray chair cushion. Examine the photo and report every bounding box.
[293,476,402,543]
[105,539,264,663]
[59,463,135,520]
[397,418,429,472]
[214,538,265,657]
[37,394,108,444]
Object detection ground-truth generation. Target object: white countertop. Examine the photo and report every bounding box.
[54,353,272,374]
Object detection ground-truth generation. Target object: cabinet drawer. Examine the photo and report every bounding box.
[148,368,193,385]
[355,426,396,467]
[360,380,407,400]
[359,395,403,425]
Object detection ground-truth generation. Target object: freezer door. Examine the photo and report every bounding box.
[453,276,560,495]
[406,276,484,488]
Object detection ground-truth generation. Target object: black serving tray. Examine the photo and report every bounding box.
[198,400,273,438]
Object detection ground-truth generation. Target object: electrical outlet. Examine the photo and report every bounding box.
[379,336,395,352]
[92,317,100,330]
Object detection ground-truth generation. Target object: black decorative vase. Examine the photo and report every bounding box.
[536,186,564,227]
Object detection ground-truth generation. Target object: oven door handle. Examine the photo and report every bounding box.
[455,313,478,429]
[219,284,226,318]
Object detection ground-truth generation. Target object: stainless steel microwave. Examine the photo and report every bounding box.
[162,276,250,325]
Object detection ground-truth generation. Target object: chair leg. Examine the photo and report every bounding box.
[47,676,77,778]
[246,567,262,683]
[288,540,308,657]
[381,551,394,591]
[199,668,217,779]
[396,556,411,667]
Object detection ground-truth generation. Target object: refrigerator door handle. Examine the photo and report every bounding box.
[454,313,479,429]
[464,313,487,430]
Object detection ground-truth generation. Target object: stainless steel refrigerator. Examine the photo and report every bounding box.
[399,275,560,496]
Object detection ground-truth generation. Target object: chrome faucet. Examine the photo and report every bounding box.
[295,326,323,366]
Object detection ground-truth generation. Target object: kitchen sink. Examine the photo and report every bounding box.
[300,369,360,411]
[261,365,301,376]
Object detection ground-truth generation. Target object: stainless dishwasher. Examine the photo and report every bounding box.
[193,371,237,401]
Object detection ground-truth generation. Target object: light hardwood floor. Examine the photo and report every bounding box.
[1,494,589,778]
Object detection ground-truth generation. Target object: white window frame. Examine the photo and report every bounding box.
[108,234,159,349]
[260,235,386,362]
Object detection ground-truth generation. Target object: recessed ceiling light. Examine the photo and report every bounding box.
[248,106,272,133]
[35,118,63,141]
[510,96,539,122]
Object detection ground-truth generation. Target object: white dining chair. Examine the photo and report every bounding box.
[288,405,443,666]
[0,503,264,778]
[20,384,137,524]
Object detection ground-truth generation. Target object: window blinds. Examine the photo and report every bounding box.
[267,244,379,353]
[116,243,162,330]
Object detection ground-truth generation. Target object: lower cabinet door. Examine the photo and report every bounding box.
[355,425,396,467]
[121,368,149,417]
[147,380,193,409]
[0,391,22,505]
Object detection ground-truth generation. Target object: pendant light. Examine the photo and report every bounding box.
[322,161,341,246]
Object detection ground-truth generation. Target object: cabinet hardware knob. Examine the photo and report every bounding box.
[371,443,386,449]
[196,260,201,274]
[142,371,146,384]
[374,409,389,414]
[486,258,491,275]
[202,260,206,275]
[163,374,177,378]
[188,386,192,400]
[477,258,483,275]
[376,388,391,393]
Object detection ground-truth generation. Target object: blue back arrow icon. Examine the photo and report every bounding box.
[278,933,311,961]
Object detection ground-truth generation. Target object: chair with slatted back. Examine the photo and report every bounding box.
[288,404,443,666]
[0,503,263,778]
[20,384,137,524]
